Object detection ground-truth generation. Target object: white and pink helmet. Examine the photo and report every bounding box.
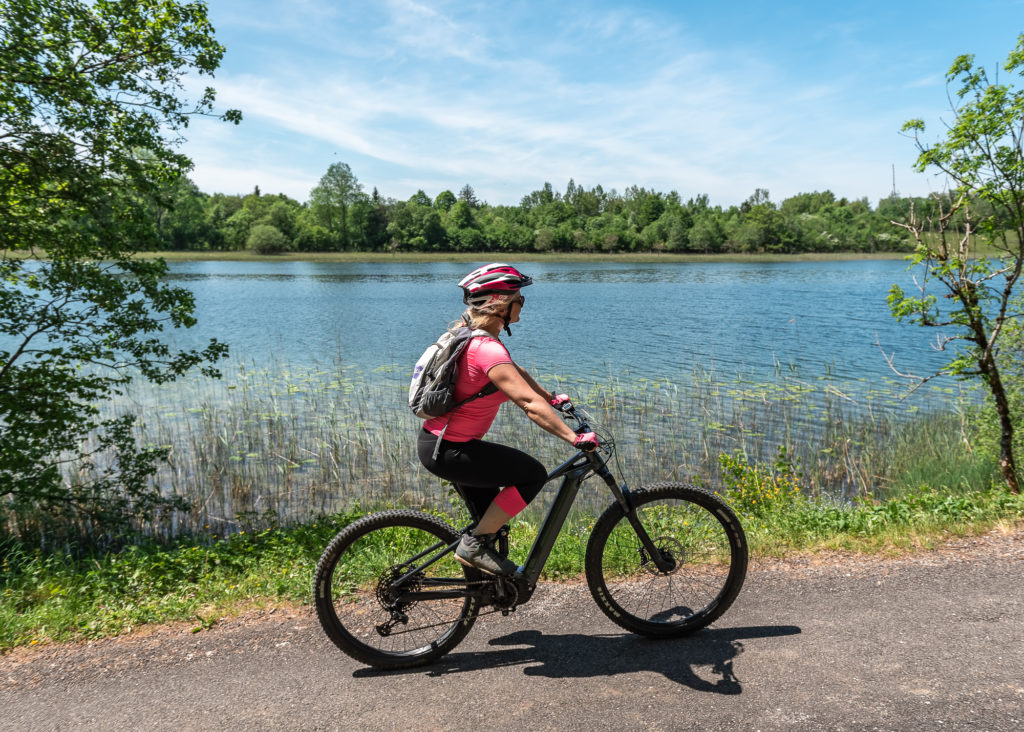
[458,263,533,308]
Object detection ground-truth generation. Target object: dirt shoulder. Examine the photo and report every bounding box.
[2,527,1021,731]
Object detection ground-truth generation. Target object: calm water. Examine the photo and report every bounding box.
[163,259,950,394]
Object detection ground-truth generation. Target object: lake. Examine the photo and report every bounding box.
[159,258,954,404]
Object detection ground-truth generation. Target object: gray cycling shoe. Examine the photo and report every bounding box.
[455,533,518,575]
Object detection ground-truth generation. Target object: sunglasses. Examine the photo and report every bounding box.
[513,294,526,306]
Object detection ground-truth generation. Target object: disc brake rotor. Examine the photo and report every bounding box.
[640,536,685,576]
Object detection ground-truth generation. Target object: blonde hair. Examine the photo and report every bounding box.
[454,292,517,331]
[459,305,504,331]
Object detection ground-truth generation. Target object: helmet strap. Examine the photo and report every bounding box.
[503,310,512,336]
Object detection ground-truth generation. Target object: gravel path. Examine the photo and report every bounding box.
[2,529,1022,731]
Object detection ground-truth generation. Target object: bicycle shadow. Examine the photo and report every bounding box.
[352,624,801,694]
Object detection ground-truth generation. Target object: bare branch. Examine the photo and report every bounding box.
[875,334,953,397]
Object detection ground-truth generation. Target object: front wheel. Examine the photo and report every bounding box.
[313,509,481,669]
[585,483,747,637]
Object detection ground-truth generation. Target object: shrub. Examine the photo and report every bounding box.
[718,447,802,516]
[246,224,292,254]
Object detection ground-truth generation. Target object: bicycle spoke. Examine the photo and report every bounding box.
[586,484,747,636]
[314,510,481,668]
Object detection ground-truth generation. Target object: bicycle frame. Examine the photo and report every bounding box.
[389,410,673,606]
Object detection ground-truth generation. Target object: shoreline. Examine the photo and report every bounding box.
[3,249,911,264]
[139,250,913,264]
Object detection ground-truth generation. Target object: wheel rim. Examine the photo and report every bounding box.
[598,497,736,626]
[326,522,472,658]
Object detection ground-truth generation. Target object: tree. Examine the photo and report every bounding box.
[888,35,1024,493]
[347,198,388,250]
[155,177,209,250]
[433,190,456,211]
[0,0,239,541]
[246,224,291,254]
[448,200,476,231]
[458,184,479,207]
[408,189,432,208]
[309,162,363,250]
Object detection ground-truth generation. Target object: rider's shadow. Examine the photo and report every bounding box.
[354,625,801,694]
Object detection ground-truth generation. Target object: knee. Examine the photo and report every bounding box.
[514,475,546,506]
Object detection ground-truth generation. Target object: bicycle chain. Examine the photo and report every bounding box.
[377,604,515,638]
[376,578,516,638]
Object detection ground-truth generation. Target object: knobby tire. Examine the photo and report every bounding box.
[584,483,748,637]
[313,510,481,669]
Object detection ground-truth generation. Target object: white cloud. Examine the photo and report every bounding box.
[904,74,942,89]
[181,1,947,206]
[381,0,491,64]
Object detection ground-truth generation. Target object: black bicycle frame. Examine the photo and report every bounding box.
[390,439,672,604]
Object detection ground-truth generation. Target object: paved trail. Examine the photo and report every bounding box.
[2,532,1022,731]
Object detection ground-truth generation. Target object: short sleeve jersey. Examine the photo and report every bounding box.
[422,336,512,441]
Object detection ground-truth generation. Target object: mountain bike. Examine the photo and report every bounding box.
[313,404,747,669]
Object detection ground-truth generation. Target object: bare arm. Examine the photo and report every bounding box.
[514,363,554,403]
[488,363,577,445]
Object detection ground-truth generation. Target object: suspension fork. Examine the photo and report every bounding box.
[590,455,676,573]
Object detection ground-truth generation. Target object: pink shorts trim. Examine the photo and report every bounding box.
[494,486,527,516]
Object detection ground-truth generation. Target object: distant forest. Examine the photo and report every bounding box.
[152,162,976,255]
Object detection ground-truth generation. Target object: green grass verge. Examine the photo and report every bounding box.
[2,485,1022,652]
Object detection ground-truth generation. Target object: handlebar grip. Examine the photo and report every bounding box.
[573,431,599,451]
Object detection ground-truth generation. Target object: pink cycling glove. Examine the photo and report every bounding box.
[573,432,599,451]
[549,394,572,411]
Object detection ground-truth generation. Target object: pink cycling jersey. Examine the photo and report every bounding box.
[423,336,511,441]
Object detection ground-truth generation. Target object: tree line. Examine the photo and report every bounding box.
[156,163,969,256]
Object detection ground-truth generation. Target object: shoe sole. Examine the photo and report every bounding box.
[454,553,514,576]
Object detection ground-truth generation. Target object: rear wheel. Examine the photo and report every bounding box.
[585,483,747,637]
[313,510,481,669]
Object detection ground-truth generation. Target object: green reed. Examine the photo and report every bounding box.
[83,356,989,539]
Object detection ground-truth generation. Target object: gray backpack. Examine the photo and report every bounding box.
[408,327,499,419]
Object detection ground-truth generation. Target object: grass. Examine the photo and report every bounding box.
[138,250,918,263]
[1,357,988,542]
[2,483,1022,651]
[0,509,362,650]
[713,448,1024,555]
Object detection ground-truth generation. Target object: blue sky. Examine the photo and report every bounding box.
[181,1,1023,208]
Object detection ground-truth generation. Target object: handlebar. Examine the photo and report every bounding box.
[561,403,591,434]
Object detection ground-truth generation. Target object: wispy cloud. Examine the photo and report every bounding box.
[381,0,491,64]
[184,0,1003,205]
[904,74,942,89]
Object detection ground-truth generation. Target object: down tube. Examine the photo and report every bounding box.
[520,474,583,584]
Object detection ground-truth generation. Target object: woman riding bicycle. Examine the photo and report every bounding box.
[417,263,598,576]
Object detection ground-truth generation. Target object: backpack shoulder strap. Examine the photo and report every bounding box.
[450,329,500,405]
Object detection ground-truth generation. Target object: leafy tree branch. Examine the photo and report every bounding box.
[889,34,1024,494]
[1,0,240,544]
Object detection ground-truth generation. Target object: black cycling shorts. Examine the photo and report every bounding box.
[417,428,547,520]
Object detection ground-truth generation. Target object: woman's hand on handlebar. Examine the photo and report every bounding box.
[549,393,572,412]
[573,431,599,452]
